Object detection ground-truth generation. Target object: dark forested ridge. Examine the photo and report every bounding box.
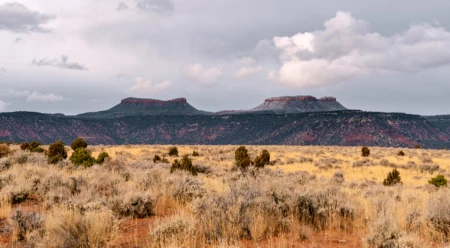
[1,110,449,148]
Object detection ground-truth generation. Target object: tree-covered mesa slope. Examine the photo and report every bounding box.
[0,111,449,148]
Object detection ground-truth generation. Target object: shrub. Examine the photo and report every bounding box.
[383,168,402,186]
[30,141,40,150]
[39,208,119,248]
[9,210,44,241]
[429,175,448,188]
[168,147,178,157]
[110,193,154,218]
[0,144,10,158]
[47,141,67,164]
[365,217,422,248]
[170,155,197,176]
[70,138,88,150]
[31,147,45,153]
[415,144,421,149]
[153,155,161,163]
[20,142,31,151]
[361,146,370,157]
[70,148,95,167]
[235,146,251,170]
[427,189,450,238]
[397,151,405,156]
[192,151,200,157]
[150,213,197,248]
[254,150,270,168]
[96,152,110,164]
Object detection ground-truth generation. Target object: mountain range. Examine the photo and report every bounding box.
[1,96,450,148]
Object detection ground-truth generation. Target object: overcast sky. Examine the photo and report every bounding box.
[1,0,450,115]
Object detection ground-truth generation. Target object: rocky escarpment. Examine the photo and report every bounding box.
[78,98,209,118]
[251,96,347,113]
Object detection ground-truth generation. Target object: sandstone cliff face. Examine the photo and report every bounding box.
[251,96,347,113]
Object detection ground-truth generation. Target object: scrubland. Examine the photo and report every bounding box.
[0,144,450,247]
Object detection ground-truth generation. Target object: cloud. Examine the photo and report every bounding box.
[117,1,129,11]
[0,67,5,73]
[264,11,450,88]
[127,77,172,94]
[0,100,10,112]
[183,63,223,85]
[32,55,88,71]
[235,66,263,78]
[7,88,30,97]
[26,92,64,102]
[0,2,54,33]
[134,0,174,15]
[238,57,256,66]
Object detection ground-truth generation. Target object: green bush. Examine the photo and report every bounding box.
[161,157,169,164]
[397,151,405,156]
[47,141,67,164]
[20,142,31,151]
[170,155,197,176]
[0,144,10,158]
[254,150,270,168]
[96,152,110,164]
[235,146,251,170]
[153,155,161,163]
[71,138,88,150]
[361,147,370,157]
[168,147,178,157]
[383,168,402,186]
[415,144,421,149]
[70,148,95,167]
[192,151,200,157]
[429,175,448,188]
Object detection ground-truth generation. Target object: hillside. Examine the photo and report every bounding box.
[0,111,449,148]
[78,98,209,118]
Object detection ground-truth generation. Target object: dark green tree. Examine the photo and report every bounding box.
[361,147,370,157]
[235,146,251,170]
[383,168,402,186]
[20,142,31,151]
[71,138,88,150]
[70,148,95,167]
[397,151,405,156]
[254,150,270,168]
[170,155,197,175]
[96,152,110,164]
[47,141,68,164]
[429,175,448,188]
[30,141,40,150]
[153,155,161,163]
[168,147,178,157]
[192,151,200,157]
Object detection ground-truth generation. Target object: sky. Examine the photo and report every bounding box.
[1,0,450,115]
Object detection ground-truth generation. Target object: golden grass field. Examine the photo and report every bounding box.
[0,144,450,247]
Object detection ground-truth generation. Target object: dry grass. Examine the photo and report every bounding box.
[0,144,449,247]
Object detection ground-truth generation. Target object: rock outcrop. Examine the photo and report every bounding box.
[251,96,347,113]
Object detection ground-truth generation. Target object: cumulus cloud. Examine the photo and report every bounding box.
[0,100,10,112]
[127,77,172,94]
[183,63,223,85]
[265,11,450,88]
[26,92,64,102]
[135,0,174,14]
[0,2,54,33]
[235,66,263,78]
[32,55,88,71]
